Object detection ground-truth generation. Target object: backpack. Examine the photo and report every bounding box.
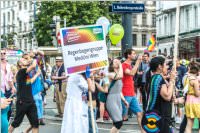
[142,75,165,133]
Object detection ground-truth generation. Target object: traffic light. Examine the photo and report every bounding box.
[50,22,56,36]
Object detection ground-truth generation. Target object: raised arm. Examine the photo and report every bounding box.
[108,59,123,80]
[160,70,176,101]
[26,59,37,73]
[95,80,109,93]
[36,50,44,56]
[124,56,142,76]
[87,77,95,92]
[31,69,41,83]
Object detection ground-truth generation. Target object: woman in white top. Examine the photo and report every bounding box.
[61,68,95,133]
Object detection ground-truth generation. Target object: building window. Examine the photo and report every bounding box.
[3,1,5,8]
[132,14,137,26]
[30,2,32,10]
[19,2,22,10]
[146,1,153,5]
[24,2,27,10]
[12,10,15,21]
[19,39,22,48]
[170,14,175,34]
[142,14,147,26]
[3,13,5,25]
[164,16,167,34]
[8,1,10,7]
[7,27,10,34]
[194,6,198,28]
[24,38,27,50]
[142,34,146,46]
[159,18,161,34]
[24,23,27,32]
[153,1,156,6]
[186,9,189,30]
[19,21,22,32]
[133,34,137,46]
[2,17,5,40]
[29,21,32,29]
[152,14,156,27]
[8,12,10,22]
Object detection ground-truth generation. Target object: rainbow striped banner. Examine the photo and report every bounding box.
[62,26,104,46]
[146,35,156,52]
[67,60,108,74]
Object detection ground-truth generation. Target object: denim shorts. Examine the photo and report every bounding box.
[122,96,142,116]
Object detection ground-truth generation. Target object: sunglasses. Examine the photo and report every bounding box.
[1,53,6,55]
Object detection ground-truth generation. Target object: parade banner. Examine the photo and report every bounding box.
[60,25,109,75]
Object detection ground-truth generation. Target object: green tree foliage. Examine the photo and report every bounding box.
[1,32,17,48]
[34,1,121,46]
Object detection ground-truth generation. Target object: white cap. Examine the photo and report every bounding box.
[56,56,63,60]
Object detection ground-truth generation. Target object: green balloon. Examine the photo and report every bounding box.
[109,24,124,46]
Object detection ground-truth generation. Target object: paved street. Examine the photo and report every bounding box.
[11,90,199,133]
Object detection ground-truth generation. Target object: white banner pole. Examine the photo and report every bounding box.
[173,1,180,67]
[172,1,180,125]
[89,91,96,133]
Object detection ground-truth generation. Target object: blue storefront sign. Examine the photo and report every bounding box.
[111,3,145,13]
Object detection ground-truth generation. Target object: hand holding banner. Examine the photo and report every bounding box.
[85,66,91,79]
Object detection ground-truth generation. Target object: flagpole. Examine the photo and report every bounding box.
[156,35,158,56]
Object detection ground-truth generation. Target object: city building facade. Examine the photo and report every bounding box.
[1,1,37,51]
[1,1,156,57]
[110,1,156,58]
[156,1,200,59]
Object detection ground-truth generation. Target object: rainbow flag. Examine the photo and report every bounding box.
[146,35,156,52]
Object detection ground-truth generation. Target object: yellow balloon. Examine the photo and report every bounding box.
[109,24,124,46]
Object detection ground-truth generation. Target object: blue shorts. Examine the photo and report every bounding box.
[122,96,142,116]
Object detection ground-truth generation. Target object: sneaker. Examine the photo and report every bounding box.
[53,98,56,102]
[129,114,136,118]
[123,118,128,121]
[39,121,45,125]
[55,114,62,118]
[108,119,112,123]
[96,118,104,123]
[176,117,182,124]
